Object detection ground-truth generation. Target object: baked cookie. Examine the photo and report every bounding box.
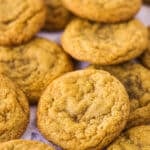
[37,69,130,150]
[0,0,46,46]
[0,74,29,142]
[141,27,150,69]
[44,0,71,31]
[107,125,150,150]
[62,18,148,65]
[88,62,150,128]
[0,140,54,150]
[62,0,141,22]
[0,37,73,103]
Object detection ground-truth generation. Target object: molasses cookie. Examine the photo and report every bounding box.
[37,69,129,150]
[62,0,141,22]
[0,0,46,46]
[141,27,150,69]
[0,74,29,142]
[62,18,148,65]
[0,140,54,150]
[89,62,150,128]
[0,37,73,103]
[107,125,150,150]
[44,0,71,31]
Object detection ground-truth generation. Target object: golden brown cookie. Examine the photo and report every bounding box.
[44,0,71,31]
[62,18,148,65]
[0,140,54,150]
[37,69,130,150]
[0,37,73,103]
[89,62,150,128]
[0,0,46,46]
[141,27,150,69]
[107,125,150,150]
[0,74,29,142]
[62,0,142,22]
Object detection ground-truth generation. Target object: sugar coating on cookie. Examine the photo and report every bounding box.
[62,18,148,65]
[0,140,54,150]
[0,37,73,103]
[0,75,29,142]
[37,69,129,150]
[44,0,71,31]
[107,125,150,150]
[0,0,46,46]
[89,62,150,128]
[62,0,142,22]
[141,27,150,69]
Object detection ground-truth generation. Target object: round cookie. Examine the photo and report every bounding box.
[107,125,150,150]
[44,0,71,31]
[141,27,150,69]
[0,140,54,150]
[0,74,29,142]
[62,0,142,22]
[0,37,73,103]
[0,0,46,46]
[88,62,150,128]
[37,69,130,150]
[62,18,148,65]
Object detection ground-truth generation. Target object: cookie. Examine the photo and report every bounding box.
[0,140,54,150]
[0,37,73,103]
[140,27,150,69]
[0,74,29,142]
[88,62,150,128]
[62,18,148,65]
[0,0,46,46]
[62,0,141,22]
[107,125,150,150]
[44,0,71,31]
[37,69,130,150]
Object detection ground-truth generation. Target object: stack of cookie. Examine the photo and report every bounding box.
[0,0,150,150]
[0,0,73,149]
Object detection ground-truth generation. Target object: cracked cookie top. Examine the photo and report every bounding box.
[62,0,141,22]
[44,0,71,31]
[0,37,73,103]
[0,140,54,150]
[141,27,150,69]
[88,62,150,128]
[0,74,29,142]
[0,0,46,46]
[37,69,129,150]
[107,125,150,150]
[61,18,148,65]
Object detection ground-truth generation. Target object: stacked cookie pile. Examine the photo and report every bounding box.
[0,0,73,149]
[0,0,149,150]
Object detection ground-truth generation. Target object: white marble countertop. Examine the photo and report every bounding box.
[21,5,150,149]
